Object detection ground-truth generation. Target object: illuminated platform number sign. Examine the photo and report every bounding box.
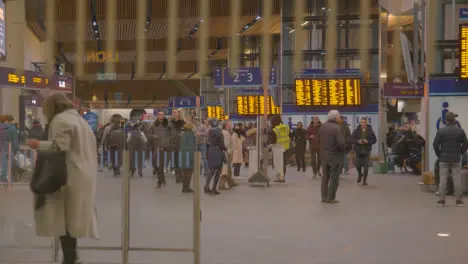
[236,95,280,115]
[459,24,468,79]
[295,78,361,107]
[207,106,227,120]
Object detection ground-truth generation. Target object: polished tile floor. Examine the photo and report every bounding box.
[0,167,467,264]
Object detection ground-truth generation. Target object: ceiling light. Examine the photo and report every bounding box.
[289,29,295,33]
[146,21,150,24]
[92,21,97,26]
[94,30,98,33]
[256,16,261,20]
[96,36,100,40]
[301,21,309,26]
[437,233,450,237]
[321,7,326,10]
[200,19,204,22]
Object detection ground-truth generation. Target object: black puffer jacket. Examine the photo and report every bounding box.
[151,118,170,149]
[168,118,185,151]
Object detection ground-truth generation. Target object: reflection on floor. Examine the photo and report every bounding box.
[1,167,467,264]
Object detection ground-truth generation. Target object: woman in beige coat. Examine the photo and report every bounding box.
[231,125,245,177]
[28,93,99,264]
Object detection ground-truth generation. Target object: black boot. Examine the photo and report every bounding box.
[60,234,77,264]
[210,172,221,195]
[204,186,211,193]
[363,174,368,186]
[182,171,194,193]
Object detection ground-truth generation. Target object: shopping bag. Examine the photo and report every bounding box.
[15,152,33,170]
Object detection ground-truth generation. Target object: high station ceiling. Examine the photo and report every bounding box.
[25,0,282,81]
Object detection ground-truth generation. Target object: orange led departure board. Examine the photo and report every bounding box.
[459,24,468,79]
[295,78,361,107]
[207,106,227,120]
[236,95,280,115]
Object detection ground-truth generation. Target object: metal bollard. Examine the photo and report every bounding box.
[121,149,130,264]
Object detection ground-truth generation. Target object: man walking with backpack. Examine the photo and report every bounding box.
[106,119,126,176]
[128,124,147,177]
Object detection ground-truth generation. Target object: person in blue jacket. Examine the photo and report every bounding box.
[0,115,18,181]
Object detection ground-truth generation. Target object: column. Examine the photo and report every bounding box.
[434,1,445,73]
[281,0,294,103]
[371,19,380,83]
[0,0,25,121]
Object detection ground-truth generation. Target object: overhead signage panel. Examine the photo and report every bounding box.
[236,95,280,116]
[169,96,205,108]
[214,67,277,88]
[0,66,73,93]
[459,24,468,80]
[383,83,423,98]
[207,106,227,120]
[295,78,361,107]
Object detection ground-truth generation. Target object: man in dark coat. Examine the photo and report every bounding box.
[351,118,377,185]
[28,119,44,140]
[433,112,468,206]
[168,109,185,183]
[318,110,345,204]
[307,116,321,178]
[151,112,171,187]
[293,121,308,172]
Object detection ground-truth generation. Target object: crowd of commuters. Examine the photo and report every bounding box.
[6,91,463,264]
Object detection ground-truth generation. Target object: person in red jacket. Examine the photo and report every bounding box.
[307,116,322,178]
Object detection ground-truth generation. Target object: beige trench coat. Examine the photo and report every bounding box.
[35,109,99,239]
[231,134,244,164]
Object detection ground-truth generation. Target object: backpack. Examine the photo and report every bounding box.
[108,127,125,148]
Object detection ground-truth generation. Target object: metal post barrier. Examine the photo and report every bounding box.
[122,149,130,264]
[52,236,60,263]
[193,151,201,264]
[7,142,12,189]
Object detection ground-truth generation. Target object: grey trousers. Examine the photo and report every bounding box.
[439,161,463,201]
[321,161,342,201]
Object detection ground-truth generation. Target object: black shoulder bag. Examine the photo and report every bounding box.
[30,116,68,209]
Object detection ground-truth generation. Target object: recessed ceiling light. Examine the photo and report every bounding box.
[437,233,450,237]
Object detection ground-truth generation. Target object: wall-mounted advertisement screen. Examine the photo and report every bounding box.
[0,0,5,61]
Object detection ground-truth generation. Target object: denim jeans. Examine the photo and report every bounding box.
[197,144,209,175]
[342,153,349,174]
[1,150,9,181]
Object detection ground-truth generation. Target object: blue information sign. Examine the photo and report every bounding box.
[168,96,205,108]
[214,67,277,88]
[460,8,468,20]
[83,112,99,132]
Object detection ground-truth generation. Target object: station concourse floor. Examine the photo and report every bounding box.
[0,166,467,264]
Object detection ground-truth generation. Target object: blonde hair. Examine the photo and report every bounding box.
[42,93,74,121]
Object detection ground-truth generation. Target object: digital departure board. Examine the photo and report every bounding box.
[459,24,468,79]
[295,78,361,107]
[207,106,227,120]
[236,95,280,116]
